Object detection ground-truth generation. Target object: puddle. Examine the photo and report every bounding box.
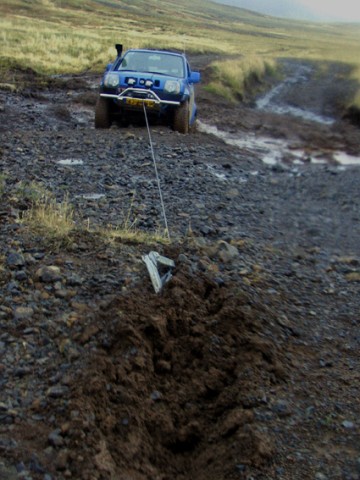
[311,158,328,165]
[198,122,284,158]
[333,152,360,166]
[57,159,84,166]
[198,121,302,166]
[78,193,105,200]
[198,121,359,168]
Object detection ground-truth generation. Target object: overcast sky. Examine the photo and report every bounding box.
[213,0,360,22]
[303,0,360,21]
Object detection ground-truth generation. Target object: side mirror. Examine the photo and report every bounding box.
[105,63,113,72]
[189,71,200,84]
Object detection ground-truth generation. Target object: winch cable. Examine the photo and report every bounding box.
[143,103,171,241]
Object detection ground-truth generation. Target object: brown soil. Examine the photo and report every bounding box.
[69,265,284,480]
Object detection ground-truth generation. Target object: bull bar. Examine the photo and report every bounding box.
[100,87,181,106]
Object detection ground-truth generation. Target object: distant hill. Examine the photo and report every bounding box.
[214,0,360,21]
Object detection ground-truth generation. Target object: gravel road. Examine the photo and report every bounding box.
[0,59,360,480]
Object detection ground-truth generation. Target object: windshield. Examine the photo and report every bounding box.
[117,51,185,78]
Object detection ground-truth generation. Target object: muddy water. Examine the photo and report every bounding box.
[57,159,84,166]
[333,152,360,165]
[199,60,360,167]
[197,121,294,165]
[256,64,335,125]
[198,121,360,167]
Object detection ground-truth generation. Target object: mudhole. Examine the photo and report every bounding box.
[66,266,288,480]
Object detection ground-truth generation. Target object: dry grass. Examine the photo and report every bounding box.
[206,56,277,101]
[97,194,171,246]
[0,0,360,106]
[20,191,75,245]
[14,181,170,247]
[0,9,228,74]
[20,193,169,247]
[101,226,171,246]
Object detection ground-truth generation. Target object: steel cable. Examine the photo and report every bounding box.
[143,103,171,240]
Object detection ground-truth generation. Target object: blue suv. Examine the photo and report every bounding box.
[95,45,201,133]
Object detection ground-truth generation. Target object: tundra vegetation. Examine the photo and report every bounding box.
[1,0,360,108]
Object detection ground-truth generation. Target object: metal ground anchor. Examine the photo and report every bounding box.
[142,251,175,293]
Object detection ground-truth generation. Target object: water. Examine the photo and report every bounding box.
[78,193,105,200]
[256,64,334,125]
[57,159,84,166]
[198,121,304,166]
[259,103,334,125]
[333,152,360,166]
[198,121,360,167]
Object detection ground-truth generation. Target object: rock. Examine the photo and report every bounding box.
[150,390,162,401]
[7,281,20,293]
[6,252,25,268]
[14,307,34,320]
[342,420,355,429]
[272,400,293,417]
[54,288,69,299]
[46,386,69,398]
[315,473,327,480]
[216,241,239,263]
[35,266,62,283]
[178,254,190,264]
[66,274,83,286]
[48,429,64,447]
[14,270,28,281]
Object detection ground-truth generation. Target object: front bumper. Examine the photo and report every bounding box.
[100,87,181,109]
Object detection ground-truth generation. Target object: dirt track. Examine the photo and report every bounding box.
[0,59,360,480]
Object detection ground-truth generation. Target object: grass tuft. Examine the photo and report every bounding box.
[101,226,171,246]
[96,192,171,246]
[20,193,75,245]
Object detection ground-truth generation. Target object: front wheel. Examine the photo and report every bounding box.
[95,97,112,129]
[173,100,190,134]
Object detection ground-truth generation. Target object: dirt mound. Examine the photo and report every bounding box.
[61,266,287,480]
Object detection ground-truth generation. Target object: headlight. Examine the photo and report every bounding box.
[164,80,180,94]
[104,73,119,88]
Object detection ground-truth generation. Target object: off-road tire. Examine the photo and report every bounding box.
[95,97,112,129]
[173,100,190,134]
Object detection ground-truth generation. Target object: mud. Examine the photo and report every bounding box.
[69,266,285,480]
